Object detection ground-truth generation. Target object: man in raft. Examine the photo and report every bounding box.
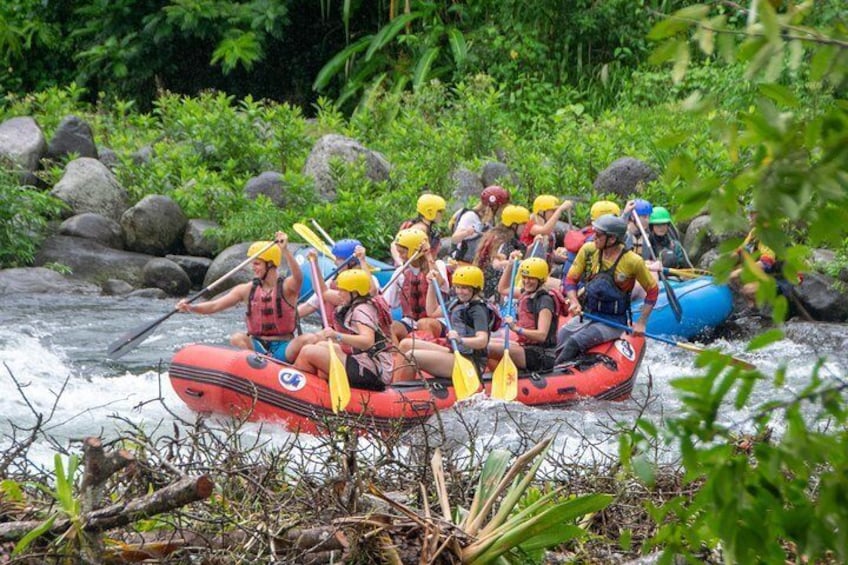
[555,215,658,364]
[176,231,302,361]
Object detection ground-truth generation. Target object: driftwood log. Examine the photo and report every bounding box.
[81,437,135,514]
[0,474,214,542]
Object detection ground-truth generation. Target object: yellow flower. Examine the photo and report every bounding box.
[510,49,519,60]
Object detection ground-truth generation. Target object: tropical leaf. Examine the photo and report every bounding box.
[412,46,440,89]
[365,12,422,61]
[447,28,467,67]
[313,34,372,91]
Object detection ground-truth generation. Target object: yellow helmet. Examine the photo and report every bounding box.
[452,266,484,290]
[532,194,560,215]
[501,205,530,227]
[395,228,427,252]
[336,268,371,296]
[590,200,621,220]
[247,241,281,267]
[519,257,549,281]
[416,194,447,221]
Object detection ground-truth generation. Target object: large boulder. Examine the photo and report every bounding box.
[142,257,191,296]
[244,171,288,207]
[166,254,212,287]
[98,147,120,170]
[450,168,483,210]
[34,235,153,287]
[792,272,848,323]
[481,161,518,189]
[593,157,657,199]
[121,194,187,256]
[50,157,129,222]
[47,115,98,161]
[684,215,722,265]
[59,212,123,249]
[0,116,46,185]
[303,134,391,201]
[183,219,220,257]
[0,267,99,295]
[201,242,254,296]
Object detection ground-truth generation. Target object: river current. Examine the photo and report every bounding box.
[1,292,845,469]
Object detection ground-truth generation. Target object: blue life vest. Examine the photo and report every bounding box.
[583,249,630,322]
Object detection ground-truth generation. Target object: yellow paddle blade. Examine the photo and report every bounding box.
[452,351,480,400]
[293,223,333,257]
[491,351,518,401]
[327,340,351,413]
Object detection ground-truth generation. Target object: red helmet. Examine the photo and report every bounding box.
[481,185,509,209]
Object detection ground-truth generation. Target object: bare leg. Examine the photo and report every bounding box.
[410,350,458,379]
[294,342,336,380]
[285,333,319,362]
[230,331,253,350]
[487,337,527,368]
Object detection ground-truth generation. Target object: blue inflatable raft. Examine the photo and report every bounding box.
[633,275,733,339]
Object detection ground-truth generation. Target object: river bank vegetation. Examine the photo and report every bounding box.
[1,1,847,562]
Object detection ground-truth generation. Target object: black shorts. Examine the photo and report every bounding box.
[524,345,556,372]
[345,356,386,391]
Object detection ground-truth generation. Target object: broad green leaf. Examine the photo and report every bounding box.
[809,45,835,82]
[647,18,691,41]
[447,28,467,67]
[518,525,586,551]
[759,84,799,108]
[672,40,690,84]
[758,0,780,43]
[365,12,421,61]
[12,515,57,556]
[675,4,711,20]
[412,47,440,90]
[696,26,714,56]
[312,35,372,91]
[648,38,681,66]
[734,374,758,410]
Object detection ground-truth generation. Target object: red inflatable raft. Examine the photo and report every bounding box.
[169,335,645,435]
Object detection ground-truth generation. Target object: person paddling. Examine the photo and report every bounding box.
[645,207,687,269]
[489,256,560,372]
[622,198,653,259]
[294,269,394,391]
[176,231,302,361]
[520,195,574,260]
[555,215,658,365]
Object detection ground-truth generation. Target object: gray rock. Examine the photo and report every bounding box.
[166,254,212,287]
[101,278,134,296]
[481,161,518,188]
[143,257,191,296]
[684,215,721,265]
[121,194,187,255]
[792,272,848,322]
[50,157,129,222]
[132,145,154,165]
[592,157,657,199]
[450,168,483,210]
[47,115,98,161]
[183,219,221,257]
[784,321,848,359]
[303,134,391,201]
[99,147,120,170]
[128,288,169,299]
[245,171,288,207]
[697,248,721,270]
[0,116,46,185]
[59,212,123,249]
[34,235,153,287]
[201,242,255,294]
[0,267,99,295]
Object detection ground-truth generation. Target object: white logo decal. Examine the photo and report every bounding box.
[278,369,307,391]
[614,339,636,361]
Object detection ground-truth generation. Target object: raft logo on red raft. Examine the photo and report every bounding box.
[278,369,306,391]
[614,339,636,361]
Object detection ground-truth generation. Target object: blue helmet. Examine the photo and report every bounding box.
[331,239,361,261]
[634,199,653,216]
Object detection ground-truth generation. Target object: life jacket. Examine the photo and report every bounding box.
[245,277,297,337]
[334,297,393,358]
[582,249,631,322]
[649,233,683,268]
[515,288,564,347]
[564,227,593,253]
[448,208,485,263]
[448,298,495,359]
[399,268,430,320]
[519,221,555,255]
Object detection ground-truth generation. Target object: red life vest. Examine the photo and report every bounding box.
[515,289,562,347]
[245,278,296,337]
[565,226,593,253]
[399,269,430,320]
[519,221,555,256]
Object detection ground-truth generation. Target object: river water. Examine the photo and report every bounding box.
[2,292,845,470]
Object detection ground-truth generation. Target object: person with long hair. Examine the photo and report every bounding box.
[448,185,510,264]
[473,204,529,302]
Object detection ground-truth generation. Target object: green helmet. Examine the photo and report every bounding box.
[649,207,672,225]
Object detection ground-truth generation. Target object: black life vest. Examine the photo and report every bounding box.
[582,249,631,322]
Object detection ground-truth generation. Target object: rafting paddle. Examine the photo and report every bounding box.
[310,219,336,246]
[377,249,422,295]
[107,240,278,360]
[632,210,683,322]
[433,283,481,400]
[491,259,520,401]
[297,255,358,303]
[310,256,350,413]
[293,222,333,258]
[583,313,755,370]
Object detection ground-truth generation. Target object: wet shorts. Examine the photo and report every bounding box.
[523,345,556,372]
[345,356,386,391]
[252,338,291,361]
